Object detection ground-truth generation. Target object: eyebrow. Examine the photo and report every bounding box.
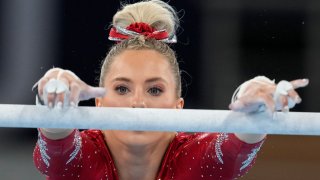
[145,77,168,84]
[112,77,131,83]
[112,77,168,84]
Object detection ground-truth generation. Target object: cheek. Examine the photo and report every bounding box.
[102,95,177,108]
[100,93,131,107]
[146,95,178,108]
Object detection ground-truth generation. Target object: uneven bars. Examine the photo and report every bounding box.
[0,104,319,135]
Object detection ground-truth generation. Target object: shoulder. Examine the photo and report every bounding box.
[172,132,246,151]
[169,132,219,151]
[175,132,219,143]
[81,129,104,138]
[80,129,105,147]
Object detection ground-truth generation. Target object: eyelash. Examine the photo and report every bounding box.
[114,86,163,96]
[115,85,130,95]
[148,87,163,96]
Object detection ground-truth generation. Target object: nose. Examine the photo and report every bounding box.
[131,90,146,108]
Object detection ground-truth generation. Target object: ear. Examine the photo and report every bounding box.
[95,98,102,107]
[176,98,184,109]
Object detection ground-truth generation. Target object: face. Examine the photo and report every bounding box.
[96,49,184,146]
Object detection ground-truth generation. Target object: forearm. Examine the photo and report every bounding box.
[234,133,266,144]
[214,133,265,178]
[34,129,82,177]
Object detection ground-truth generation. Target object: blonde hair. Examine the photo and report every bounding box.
[113,0,179,37]
[99,0,181,98]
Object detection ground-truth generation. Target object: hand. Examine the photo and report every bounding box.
[34,68,106,108]
[229,76,309,115]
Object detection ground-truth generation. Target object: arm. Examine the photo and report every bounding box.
[33,68,107,178]
[34,129,111,179]
[218,133,265,179]
[33,129,82,177]
[176,133,265,179]
[234,133,266,144]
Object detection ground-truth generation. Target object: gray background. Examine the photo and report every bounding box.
[0,0,319,179]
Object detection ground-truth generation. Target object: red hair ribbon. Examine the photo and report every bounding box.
[109,22,169,41]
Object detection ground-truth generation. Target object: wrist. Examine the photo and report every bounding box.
[234,133,266,144]
[39,128,74,140]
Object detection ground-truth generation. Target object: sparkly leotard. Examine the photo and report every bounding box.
[34,130,264,180]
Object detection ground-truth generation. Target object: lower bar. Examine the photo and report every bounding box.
[0,104,319,135]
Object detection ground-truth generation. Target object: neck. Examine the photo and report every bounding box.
[104,131,175,180]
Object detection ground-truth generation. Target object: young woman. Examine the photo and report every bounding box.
[33,1,308,179]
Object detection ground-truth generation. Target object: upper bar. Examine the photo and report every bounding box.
[0,104,319,135]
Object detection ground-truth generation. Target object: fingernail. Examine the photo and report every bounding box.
[48,102,53,108]
[282,106,289,113]
[56,102,62,109]
[302,78,309,82]
[295,96,302,103]
[302,79,309,85]
[230,101,243,110]
[229,104,239,111]
[70,102,77,108]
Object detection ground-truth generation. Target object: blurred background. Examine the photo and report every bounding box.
[0,0,319,179]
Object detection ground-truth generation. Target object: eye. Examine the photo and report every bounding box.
[148,87,163,96]
[115,86,129,95]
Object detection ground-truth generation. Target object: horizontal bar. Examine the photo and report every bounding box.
[0,104,319,135]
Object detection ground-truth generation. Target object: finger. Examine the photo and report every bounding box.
[64,70,80,80]
[43,68,62,78]
[265,85,276,95]
[290,79,309,89]
[229,100,263,113]
[231,94,275,114]
[287,90,302,104]
[36,68,62,96]
[69,82,81,107]
[43,78,58,108]
[229,100,245,111]
[259,94,276,115]
[46,93,56,108]
[56,93,65,108]
[80,86,106,101]
[54,79,69,108]
[278,94,289,112]
[56,70,80,83]
[37,77,49,97]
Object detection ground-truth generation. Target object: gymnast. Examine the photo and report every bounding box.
[33,0,309,179]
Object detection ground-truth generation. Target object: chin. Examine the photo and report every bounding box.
[126,130,161,139]
[106,130,169,146]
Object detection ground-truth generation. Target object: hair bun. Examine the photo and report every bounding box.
[111,0,179,41]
